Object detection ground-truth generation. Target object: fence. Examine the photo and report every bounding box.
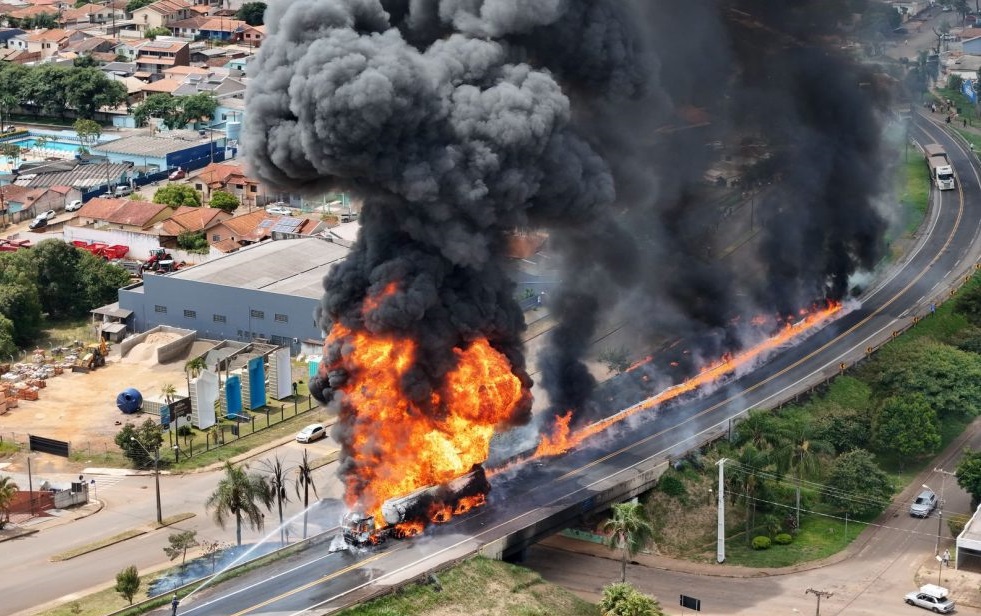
[162,394,320,463]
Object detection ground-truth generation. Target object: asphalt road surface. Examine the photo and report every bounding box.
[93,109,981,616]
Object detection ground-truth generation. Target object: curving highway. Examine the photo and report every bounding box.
[168,111,981,616]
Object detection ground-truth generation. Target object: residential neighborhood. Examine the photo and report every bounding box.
[0,0,353,270]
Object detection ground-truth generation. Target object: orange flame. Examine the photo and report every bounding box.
[327,285,529,522]
[394,520,425,538]
[429,502,454,524]
[535,301,844,457]
[453,493,487,515]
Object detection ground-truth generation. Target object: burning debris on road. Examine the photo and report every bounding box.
[243,0,894,533]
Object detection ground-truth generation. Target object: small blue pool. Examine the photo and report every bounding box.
[8,138,85,154]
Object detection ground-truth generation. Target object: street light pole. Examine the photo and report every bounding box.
[934,468,956,556]
[131,436,162,524]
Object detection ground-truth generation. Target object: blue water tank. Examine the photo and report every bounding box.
[226,121,241,143]
[116,388,143,414]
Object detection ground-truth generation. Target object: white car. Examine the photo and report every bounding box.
[265,203,294,216]
[296,423,326,443]
[904,584,955,613]
[65,199,83,212]
[28,209,56,230]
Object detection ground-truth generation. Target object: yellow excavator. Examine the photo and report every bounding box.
[72,339,108,373]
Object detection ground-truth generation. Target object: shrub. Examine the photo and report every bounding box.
[177,425,192,437]
[751,536,771,550]
[658,474,686,497]
[774,533,793,545]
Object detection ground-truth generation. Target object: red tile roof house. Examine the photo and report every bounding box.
[205,209,274,253]
[73,197,174,231]
[154,204,230,249]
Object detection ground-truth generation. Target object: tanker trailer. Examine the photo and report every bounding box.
[341,464,491,546]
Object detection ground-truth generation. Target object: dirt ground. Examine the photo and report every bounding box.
[0,332,198,474]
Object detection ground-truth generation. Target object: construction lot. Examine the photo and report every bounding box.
[0,332,201,474]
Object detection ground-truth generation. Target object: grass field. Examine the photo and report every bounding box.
[335,557,599,616]
[899,151,931,234]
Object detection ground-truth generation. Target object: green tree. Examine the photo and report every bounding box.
[133,93,177,128]
[0,283,42,346]
[872,339,981,420]
[956,449,981,507]
[18,12,57,29]
[153,184,201,207]
[873,394,941,458]
[0,63,27,129]
[163,529,199,570]
[602,502,654,584]
[177,230,208,252]
[236,1,266,25]
[955,282,981,326]
[294,448,319,539]
[115,565,140,604]
[0,476,19,529]
[732,446,772,542]
[599,583,665,616]
[66,69,126,119]
[31,239,83,318]
[73,118,102,149]
[125,0,153,11]
[260,455,291,544]
[823,449,893,517]
[0,315,18,360]
[209,190,239,213]
[78,251,133,316]
[72,55,98,68]
[206,461,273,546]
[145,26,171,40]
[21,64,70,118]
[770,414,831,528]
[114,420,164,468]
[177,92,217,128]
[734,409,780,450]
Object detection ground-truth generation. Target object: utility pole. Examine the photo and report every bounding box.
[805,588,833,616]
[934,467,956,555]
[716,458,727,564]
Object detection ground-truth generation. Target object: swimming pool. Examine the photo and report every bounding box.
[8,138,85,154]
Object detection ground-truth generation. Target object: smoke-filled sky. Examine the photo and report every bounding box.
[244,0,894,481]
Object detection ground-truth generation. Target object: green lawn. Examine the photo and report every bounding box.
[722,509,866,568]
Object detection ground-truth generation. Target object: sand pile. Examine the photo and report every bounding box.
[122,332,183,366]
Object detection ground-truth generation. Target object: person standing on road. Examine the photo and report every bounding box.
[171,594,179,616]
[942,549,951,567]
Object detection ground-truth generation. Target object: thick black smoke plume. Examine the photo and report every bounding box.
[244,0,892,469]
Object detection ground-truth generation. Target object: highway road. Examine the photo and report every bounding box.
[139,110,981,615]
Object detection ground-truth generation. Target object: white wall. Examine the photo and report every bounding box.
[61,225,224,262]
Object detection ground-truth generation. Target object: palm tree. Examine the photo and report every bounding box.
[205,461,273,546]
[602,501,654,583]
[294,449,318,539]
[259,455,291,545]
[772,419,830,529]
[0,476,19,529]
[184,357,207,395]
[734,446,771,543]
[161,383,176,404]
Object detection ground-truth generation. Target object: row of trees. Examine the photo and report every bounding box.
[0,240,130,357]
[114,419,321,543]
[133,92,218,130]
[0,63,126,126]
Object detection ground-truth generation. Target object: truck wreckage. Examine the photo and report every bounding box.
[341,464,491,547]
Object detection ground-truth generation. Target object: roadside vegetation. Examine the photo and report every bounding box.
[335,557,599,616]
[591,272,981,568]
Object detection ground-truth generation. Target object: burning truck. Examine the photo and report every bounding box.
[341,464,491,546]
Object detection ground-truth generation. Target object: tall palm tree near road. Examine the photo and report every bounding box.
[294,448,319,539]
[0,476,19,529]
[205,461,273,546]
[603,501,654,583]
[259,455,291,544]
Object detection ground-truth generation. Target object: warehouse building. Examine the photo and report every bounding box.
[117,236,348,353]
